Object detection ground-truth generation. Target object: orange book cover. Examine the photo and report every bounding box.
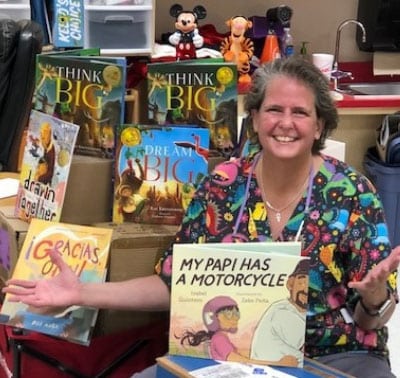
[169,242,309,368]
[0,219,112,345]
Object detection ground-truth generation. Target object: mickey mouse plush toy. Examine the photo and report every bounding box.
[168,4,207,60]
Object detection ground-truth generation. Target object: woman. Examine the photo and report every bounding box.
[4,57,400,378]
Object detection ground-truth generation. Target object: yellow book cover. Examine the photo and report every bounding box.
[0,219,112,345]
[169,242,309,368]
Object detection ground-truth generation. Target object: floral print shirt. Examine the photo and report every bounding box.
[156,153,398,359]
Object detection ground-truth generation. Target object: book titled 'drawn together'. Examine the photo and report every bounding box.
[0,219,112,345]
[169,242,309,368]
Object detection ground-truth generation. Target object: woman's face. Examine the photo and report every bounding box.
[251,75,323,161]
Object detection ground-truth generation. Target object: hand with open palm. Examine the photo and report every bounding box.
[3,252,81,310]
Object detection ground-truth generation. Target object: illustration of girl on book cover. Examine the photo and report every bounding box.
[175,295,298,367]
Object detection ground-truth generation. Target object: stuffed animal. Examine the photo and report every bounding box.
[168,4,207,60]
[220,16,254,84]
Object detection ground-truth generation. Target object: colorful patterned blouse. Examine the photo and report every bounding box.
[156,153,398,359]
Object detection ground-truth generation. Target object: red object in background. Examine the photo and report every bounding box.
[0,319,169,378]
[199,24,228,46]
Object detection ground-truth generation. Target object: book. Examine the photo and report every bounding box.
[0,219,113,345]
[50,0,84,48]
[112,124,209,225]
[146,59,238,158]
[32,51,126,159]
[169,242,309,368]
[14,109,79,223]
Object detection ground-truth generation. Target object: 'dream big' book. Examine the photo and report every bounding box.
[169,242,309,368]
[0,219,113,345]
[15,109,79,223]
[147,59,238,157]
[112,124,209,225]
[33,50,126,158]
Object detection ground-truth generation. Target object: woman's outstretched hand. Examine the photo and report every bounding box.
[2,251,81,309]
[348,245,400,303]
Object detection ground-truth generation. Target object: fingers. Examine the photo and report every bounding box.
[2,285,36,296]
[49,251,66,270]
[4,279,37,289]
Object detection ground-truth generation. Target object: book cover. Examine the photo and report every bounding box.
[169,242,309,368]
[33,52,126,159]
[51,0,84,48]
[14,109,79,223]
[146,59,238,158]
[0,219,113,345]
[112,124,209,225]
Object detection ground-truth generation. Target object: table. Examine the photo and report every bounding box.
[156,355,355,378]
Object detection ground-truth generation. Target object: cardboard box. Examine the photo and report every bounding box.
[61,155,114,225]
[92,222,179,335]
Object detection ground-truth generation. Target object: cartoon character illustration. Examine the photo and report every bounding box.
[220,16,254,84]
[178,295,298,366]
[250,259,310,366]
[168,4,207,60]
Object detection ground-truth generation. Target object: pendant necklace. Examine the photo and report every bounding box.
[258,157,310,223]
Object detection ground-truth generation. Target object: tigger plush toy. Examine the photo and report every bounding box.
[220,16,254,84]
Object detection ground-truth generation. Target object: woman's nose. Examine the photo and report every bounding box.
[278,111,294,126]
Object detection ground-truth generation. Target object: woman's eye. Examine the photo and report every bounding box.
[293,109,309,117]
[265,107,281,113]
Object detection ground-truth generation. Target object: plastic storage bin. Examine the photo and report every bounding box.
[85,6,150,52]
[0,4,30,20]
[364,147,400,247]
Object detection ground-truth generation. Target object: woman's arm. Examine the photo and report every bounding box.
[3,251,170,312]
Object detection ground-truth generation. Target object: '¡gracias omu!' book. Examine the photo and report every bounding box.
[112,124,209,225]
[0,219,112,345]
[147,59,238,157]
[169,242,309,368]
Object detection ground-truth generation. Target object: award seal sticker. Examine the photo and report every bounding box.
[103,65,122,88]
[216,66,234,85]
[121,127,141,147]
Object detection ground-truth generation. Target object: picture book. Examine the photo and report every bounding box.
[14,109,79,223]
[113,124,209,225]
[0,219,113,345]
[169,242,309,368]
[50,0,84,48]
[33,51,126,158]
[146,59,238,158]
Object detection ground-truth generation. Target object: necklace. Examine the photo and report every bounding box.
[258,158,310,223]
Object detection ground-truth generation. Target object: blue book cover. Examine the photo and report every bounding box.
[113,124,209,225]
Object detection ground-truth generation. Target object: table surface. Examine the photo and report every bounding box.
[0,172,19,207]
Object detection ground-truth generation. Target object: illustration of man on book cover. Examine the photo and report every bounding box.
[250,259,310,366]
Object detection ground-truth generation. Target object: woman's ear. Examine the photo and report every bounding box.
[251,109,259,132]
[315,118,324,140]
